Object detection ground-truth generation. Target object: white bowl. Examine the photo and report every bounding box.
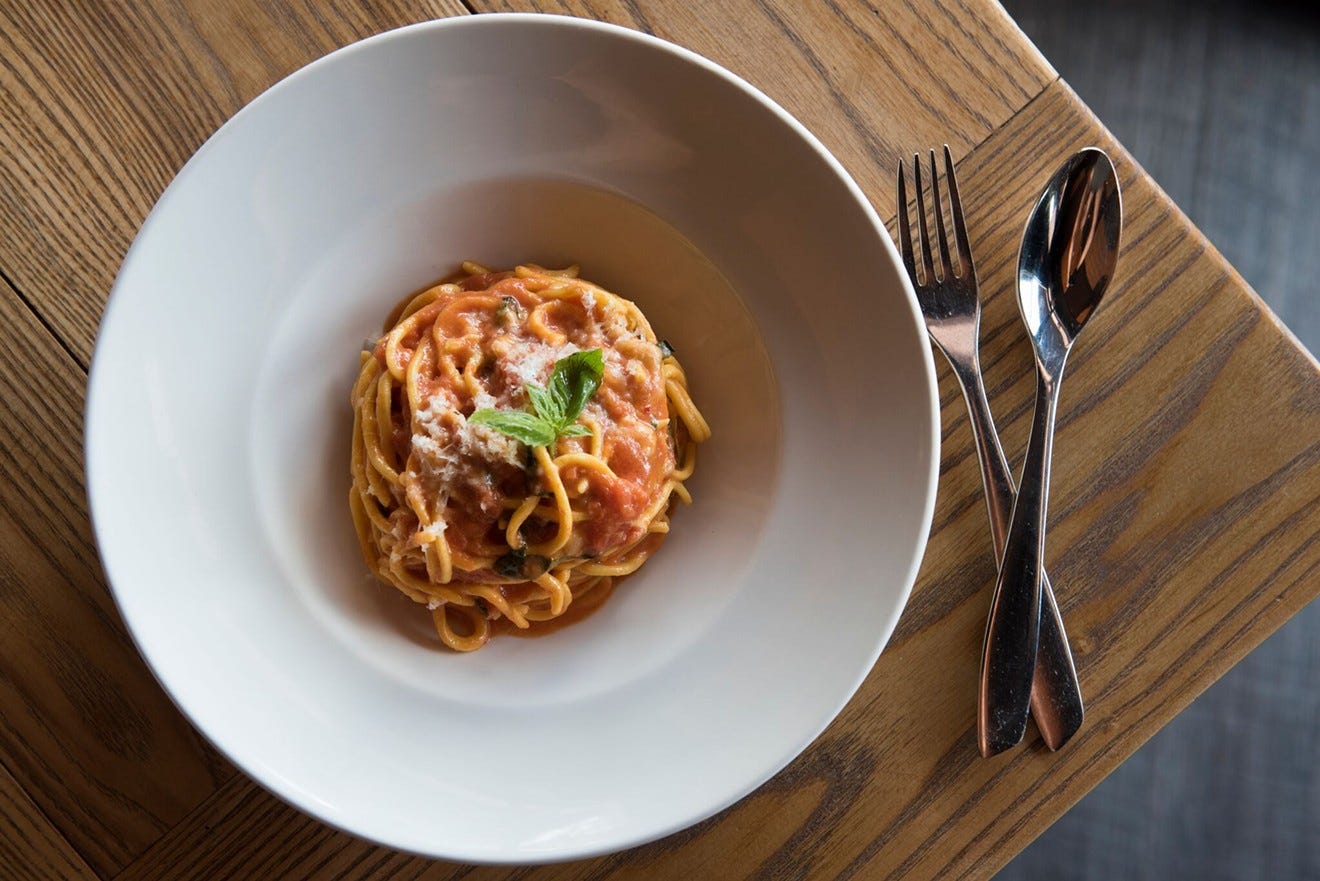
[86,14,938,863]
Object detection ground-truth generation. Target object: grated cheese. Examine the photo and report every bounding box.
[501,338,580,390]
[411,395,523,493]
[600,308,628,340]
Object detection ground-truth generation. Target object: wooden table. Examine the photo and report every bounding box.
[3,2,1317,879]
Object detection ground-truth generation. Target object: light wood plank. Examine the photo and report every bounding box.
[0,278,233,874]
[0,761,96,881]
[111,78,1320,881]
[0,0,468,367]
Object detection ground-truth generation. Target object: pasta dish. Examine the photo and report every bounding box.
[349,263,710,651]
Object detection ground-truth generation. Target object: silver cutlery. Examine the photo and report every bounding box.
[979,148,1122,755]
[897,146,1085,755]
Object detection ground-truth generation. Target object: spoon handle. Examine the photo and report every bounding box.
[951,359,1083,750]
[978,367,1060,757]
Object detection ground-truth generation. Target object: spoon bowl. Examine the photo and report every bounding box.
[1017,148,1123,360]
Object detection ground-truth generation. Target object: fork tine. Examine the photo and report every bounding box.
[928,149,954,280]
[912,153,936,284]
[943,145,972,278]
[896,161,916,278]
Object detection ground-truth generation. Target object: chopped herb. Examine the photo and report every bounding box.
[494,295,524,328]
[492,546,549,579]
[658,340,675,358]
[474,596,490,616]
[470,349,605,447]
[493,547,526,578]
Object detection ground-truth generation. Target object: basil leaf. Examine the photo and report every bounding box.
[494,545,550,580]
[525,383,561,425]
[466,349,605,448]
[493,547,526,577]
[547,372,571,421]
[548,349,604,427]
[469,408,557,446]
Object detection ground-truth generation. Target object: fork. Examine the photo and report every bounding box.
[897,146,1084,754]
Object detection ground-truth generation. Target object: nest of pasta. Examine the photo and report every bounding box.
[350,263,709,651]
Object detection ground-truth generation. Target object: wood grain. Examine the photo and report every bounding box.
[1,2,1318,880]
[106,79,1320,881]
[0,0,467,368]
[0,761,95,881]
[0,276,234,875]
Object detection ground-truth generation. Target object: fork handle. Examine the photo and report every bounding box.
[953,359,1083,752]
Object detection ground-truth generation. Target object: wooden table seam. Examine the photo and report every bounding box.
[0,267,87,373]
[0,753,100,881]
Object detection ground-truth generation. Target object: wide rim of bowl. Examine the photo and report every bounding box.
[85,12,940,863]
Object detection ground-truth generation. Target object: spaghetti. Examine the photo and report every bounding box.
[349,263,710,651]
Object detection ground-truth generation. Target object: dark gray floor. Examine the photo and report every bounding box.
[995,2,1320,879]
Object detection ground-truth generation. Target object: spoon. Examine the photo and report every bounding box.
[978,148,1122,756]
